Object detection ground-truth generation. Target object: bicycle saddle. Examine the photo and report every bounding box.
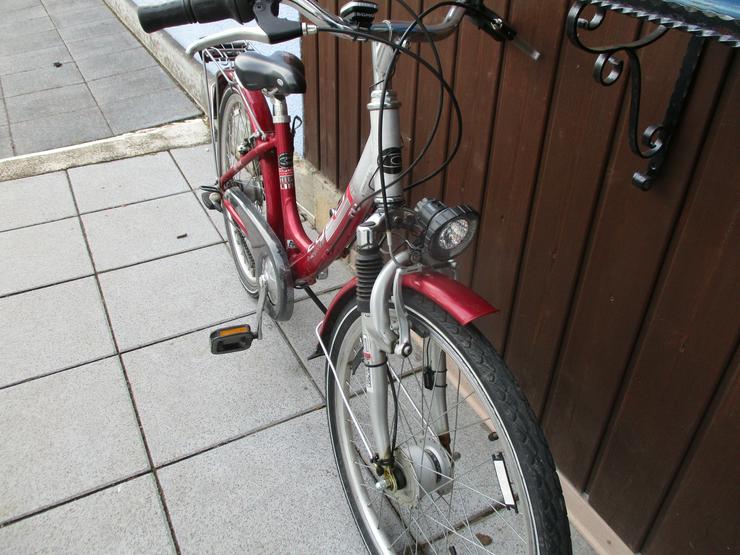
[234,50,306,96]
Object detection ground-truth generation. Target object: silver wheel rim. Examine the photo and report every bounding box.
[220,90,264,295]
[330,306,539,554]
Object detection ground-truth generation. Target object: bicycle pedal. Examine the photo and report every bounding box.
[209,324,257,354]
[200,189,223,213]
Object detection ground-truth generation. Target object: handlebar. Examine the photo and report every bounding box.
[138,0,538,58]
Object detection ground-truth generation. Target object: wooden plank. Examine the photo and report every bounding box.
[389,0,420,178]
[338,40,362,187]
[469,0,571,349]
[301,22,321,168]
[503,13,638,415]
[642,346,740,555]
[586,52,738,549]
[541,35,730,491]
[318,0,339,184]
[407,7,459,205]
[441,0,509,286]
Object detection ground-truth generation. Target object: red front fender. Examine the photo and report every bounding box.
[317,271,498,347]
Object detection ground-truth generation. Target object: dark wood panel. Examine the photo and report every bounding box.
[302,29,321,168]
[542,34,729,491]
[318,0,339,184]
[390,0,420,162]
[504,13,638,415]
[587,52,738,549]
[643,346,740,555]
[407,8,459,205]
[441,0,509,286]
[470,0,571,349]
[338,41,362,187]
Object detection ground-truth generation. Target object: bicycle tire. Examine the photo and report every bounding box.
[218,86,265,297]
[326,291,571,554]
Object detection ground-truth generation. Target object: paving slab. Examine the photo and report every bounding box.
[0,44,71,76]
[5,0,42,11]
[48,3,116,28]
[0,125,12,160]
[5,83,97,124]
[158,409,367,554]
[0,475,174,554]
[65,31,141,62]
[277,293,333,388]
[0,15,55,42]
[1,61,84,98]
[0,172,76,232]
[88,65,177,105]
[56,17,135,43]
[82,192,222,271]
[170,144,218,190]
[98,244,253,350]
[69,151,189,213]
[4,3,46,23]
[10,106,111,155]
[101,87,200,135]
[0,277,115,387]
[0,357,149,523]
[0,29,64,58]
[75,45,157,81]
[0,216,93,296]
[123,317,322,464]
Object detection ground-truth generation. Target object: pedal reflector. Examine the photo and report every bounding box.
[210,325,255,354]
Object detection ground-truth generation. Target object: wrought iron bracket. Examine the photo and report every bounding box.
[566,0,706,191]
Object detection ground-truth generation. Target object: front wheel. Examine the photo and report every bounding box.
[326,292,571,554]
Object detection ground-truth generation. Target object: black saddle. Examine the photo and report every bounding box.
[234,50,306,96]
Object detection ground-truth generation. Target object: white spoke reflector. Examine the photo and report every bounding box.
[492,454,517,509]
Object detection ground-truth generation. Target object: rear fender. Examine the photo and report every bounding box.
[316,272,498,354]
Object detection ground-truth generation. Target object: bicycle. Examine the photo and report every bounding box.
[138,0,571,552]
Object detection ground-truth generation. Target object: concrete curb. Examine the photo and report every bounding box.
[0,118,209,181]
[104,0,207,110]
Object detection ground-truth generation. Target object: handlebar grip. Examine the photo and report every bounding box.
[137,0,255,33]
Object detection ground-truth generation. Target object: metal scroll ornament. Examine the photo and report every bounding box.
[566,0,705,190]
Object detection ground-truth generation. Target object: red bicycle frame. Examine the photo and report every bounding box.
[220,86,371,287]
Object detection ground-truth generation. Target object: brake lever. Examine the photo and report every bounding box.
[253,0,303,44]
[466,1,540,61]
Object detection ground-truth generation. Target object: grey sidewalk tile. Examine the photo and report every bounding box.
[102,88,201,135]
[49,4,116,28]
[123,317,322,464]
[158,409,366,553]
[0,277,115,387]
[88,65,178,106]
[0,126,11,159]
[2,3,46,23]
[0,172,75,231]
[0,15,54,41]
[0,475,174,554]
[170,144,217,190]
[277,294,333,387]
[0,358,150,523]
[57,17,131,43]
[66,31,140,62]
[76,46,157,81]
[45,0,109,15]
[4,0,41,11]
[0,217,93,296]
[69,151,189,213]
[5,83,96,124]
[98,245,253,351]
[0,29,63,57]
[0,44,71,75]
[82,192,222,271]
[1,61,84,98]
[11,106,110,155]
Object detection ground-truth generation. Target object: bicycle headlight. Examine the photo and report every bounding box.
[415,198,479,261]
